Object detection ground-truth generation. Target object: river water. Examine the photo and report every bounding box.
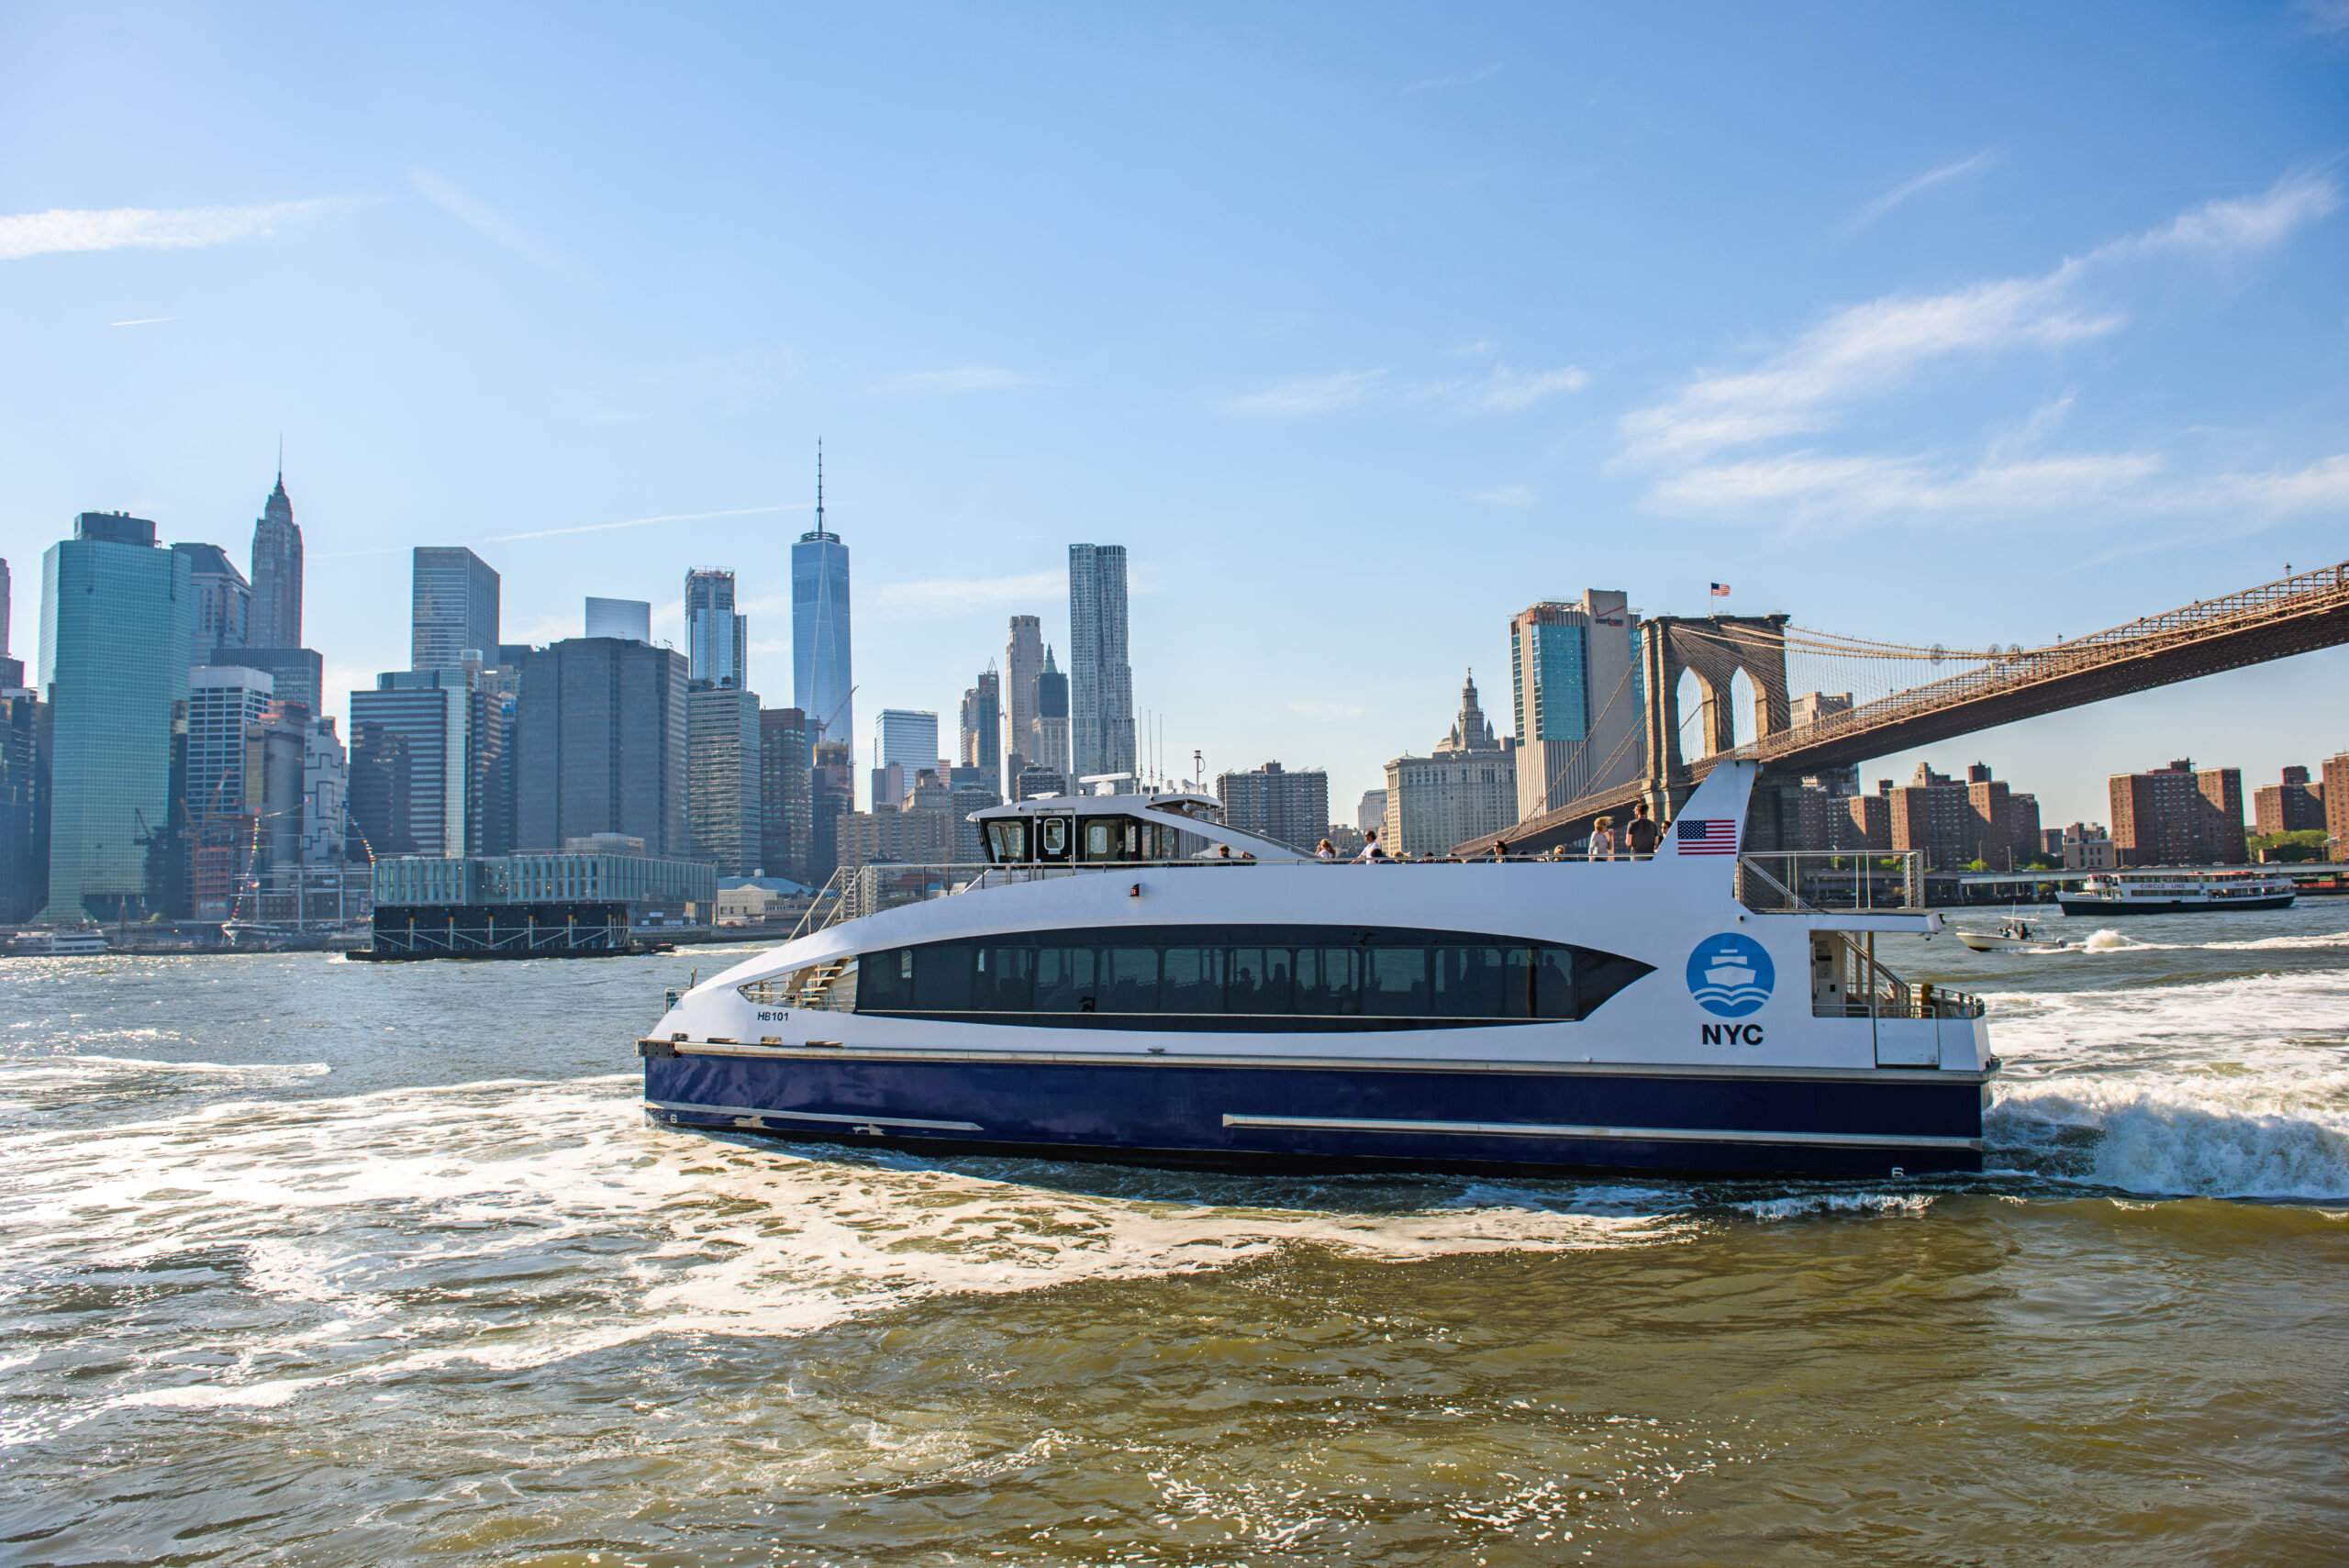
[4,906,2345,1564]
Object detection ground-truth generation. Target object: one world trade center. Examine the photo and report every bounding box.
[792,443,852,747]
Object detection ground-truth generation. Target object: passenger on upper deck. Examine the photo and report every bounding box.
[1588,816,1617,861]
[1356,829,1387,863]
[1623,801,1660,858]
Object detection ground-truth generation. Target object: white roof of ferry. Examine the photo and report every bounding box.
[972,789,1223,818]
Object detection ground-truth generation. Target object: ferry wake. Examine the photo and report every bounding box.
[640,762,1995,1177]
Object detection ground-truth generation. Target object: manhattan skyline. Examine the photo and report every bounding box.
[3,6,2345,827]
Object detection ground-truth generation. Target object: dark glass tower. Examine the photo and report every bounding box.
[791,444,852,748]
[512,638,689,858]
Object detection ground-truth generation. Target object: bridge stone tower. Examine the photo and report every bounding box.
[1637,614,1796,843]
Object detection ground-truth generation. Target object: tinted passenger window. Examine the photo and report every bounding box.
[973,946,1034,1011]
[1102,947,1160,1012]
[912,944,974,1012]
[1033,946,1096,1011]
[859,947,913,1010]
[1163,947,1225,1013]
[1365,947,1429,1016]
[850,924,1652,1026]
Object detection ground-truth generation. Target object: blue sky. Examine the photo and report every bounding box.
[3,2,2344,826]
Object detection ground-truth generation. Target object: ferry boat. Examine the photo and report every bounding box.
[2057,870,2296,917]
[640,762,1996,1178]
[6,929,111,956]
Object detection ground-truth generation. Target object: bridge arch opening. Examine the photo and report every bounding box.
[1674,669,1710,759]
[1730,667,1759,750]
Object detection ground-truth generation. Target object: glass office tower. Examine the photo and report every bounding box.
[684,568,747,688]
[758,706,812,884]
[174,542,250,663]
[1508,591,1645,824]
[39,514,193,922]
[411,547,500,671]
[1067,543,1135,781]
[791,449,852,749]
[687,682,763,875]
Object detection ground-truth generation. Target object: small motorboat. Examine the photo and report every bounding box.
[1956,918,2043,952]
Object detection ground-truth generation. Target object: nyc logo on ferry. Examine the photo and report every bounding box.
[1687,933,1775,1020]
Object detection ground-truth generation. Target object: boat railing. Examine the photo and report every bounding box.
[1738,851,1926,914]
[1810,928,1985,1021]
[780,851,1709,937]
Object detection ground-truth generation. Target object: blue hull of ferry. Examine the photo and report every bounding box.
[640,1049,1987,1178]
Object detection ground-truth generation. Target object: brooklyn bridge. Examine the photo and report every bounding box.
[1461,560,2349,856]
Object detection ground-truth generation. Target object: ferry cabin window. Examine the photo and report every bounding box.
[1079,817,1143,862]
[852,925,1651,1025]
[985,820,1028,864]
[1038,817,1071,862]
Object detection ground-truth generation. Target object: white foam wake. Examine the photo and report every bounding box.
[0,1074,1687,1434]
[1983,964,2349,1199]
[1989,1073,2349,1200]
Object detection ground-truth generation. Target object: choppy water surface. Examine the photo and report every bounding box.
[4,908,2346,1564]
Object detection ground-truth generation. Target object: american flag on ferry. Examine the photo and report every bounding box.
[1675,818,1740,854]
[1709,582,1731,597]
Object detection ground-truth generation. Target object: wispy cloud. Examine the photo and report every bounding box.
[1619,272,2115,462]
[1853,150,1998,228]
[1405,63,1501,93]
[485,504,800,544]
[869,570,1064,621]
[310,505,799,561]
[1620,172,2339,468]
[1473,365,1589,410]
[409,169,597,292]
[1620,171,2343,532]
[2126,169,2341,257]
[0,199,344,261]
[1230,361,1586,417]
[109,316,178,328]
[1649,447,2349,530]
[867,366,1037,396]
[1471,485,1535,506]
[2296,0,2349,34]
[1651,450,2165,526]
[1230,370,1389,415]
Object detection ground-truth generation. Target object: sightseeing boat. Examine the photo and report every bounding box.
[6,929,111,956]
[2057,870,2297,917]
[640,762,1996,1177]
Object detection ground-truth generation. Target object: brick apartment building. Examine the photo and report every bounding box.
[1878,762,2042,870]
[2328,753,2349,852]
[2253,764,2326,836]
[2109,760,2245,865]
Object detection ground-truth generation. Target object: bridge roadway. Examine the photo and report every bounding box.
[1464,559,2349,857]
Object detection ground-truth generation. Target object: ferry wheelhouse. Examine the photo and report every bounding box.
[2058,869,2297,916]
[640,763,1996,1177]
